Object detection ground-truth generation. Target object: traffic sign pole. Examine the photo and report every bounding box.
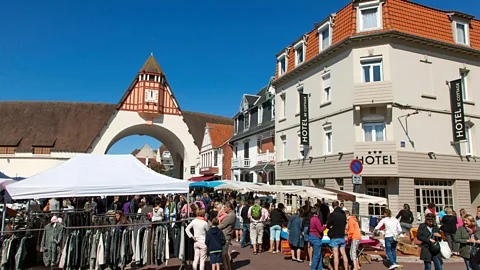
[350,159,363,215]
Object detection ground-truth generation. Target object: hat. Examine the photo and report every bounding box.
[51,216,58,223]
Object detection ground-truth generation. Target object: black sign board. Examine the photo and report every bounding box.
[449,79,466,142]
[299,93,309,146]
[190,166,195,175]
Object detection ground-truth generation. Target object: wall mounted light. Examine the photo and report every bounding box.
[338,152,344,160]
[309,156,314,163]
[428,152,436,159]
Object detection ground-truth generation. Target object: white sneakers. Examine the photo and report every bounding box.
[389,264,403,269]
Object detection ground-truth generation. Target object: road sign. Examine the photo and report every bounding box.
[350,159,363,175]
[352,174,362,185]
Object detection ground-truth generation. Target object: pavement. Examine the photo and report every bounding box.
[138,240,465,270]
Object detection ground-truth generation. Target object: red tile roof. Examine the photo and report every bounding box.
[206,123,234,148]
[275,0,480,79]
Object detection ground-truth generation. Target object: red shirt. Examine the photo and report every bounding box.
[309,216,326,238]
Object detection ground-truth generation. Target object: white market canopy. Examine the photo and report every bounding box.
[209,181,386,204]
[6,154,189,200]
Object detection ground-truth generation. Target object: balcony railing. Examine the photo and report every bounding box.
[257,151,275,163]
[232,158,251,168]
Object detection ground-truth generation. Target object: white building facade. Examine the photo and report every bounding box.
[273,0,480,217]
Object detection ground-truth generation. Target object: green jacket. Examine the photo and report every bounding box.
[455,225,480,259]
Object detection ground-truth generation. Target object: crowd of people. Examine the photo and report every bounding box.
[17,193,480,270]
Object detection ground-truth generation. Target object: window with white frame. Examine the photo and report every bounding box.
[415,179,454,222]
[280,93,286,119]
[277,54,288,76]
[366,179,387,216]
[318,23,332,51]
[213,151,218,167]
[454,21,470,45]
[466,126,473,155]
[363,122,385,142]
[244,112,250,130]
[282,136,287,161]
[361,58,383,82]
[294,41,305,67]
[358,4,381,32]
[323,72,331,103]
[234,118,238,134]
[296,85,303,114]
[324,126,332,154]
[258,106,263,124]
[286,194,293,206]
[461,70,469,100]
[271,98,276,120]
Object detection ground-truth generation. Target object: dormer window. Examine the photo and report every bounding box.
[454,21,469,45]
[277,52,288,76]
[33,147,51,155]
[318,22,332,51]
[244,112,250,130]
[294,41,305,67]
[357,1,382,32]
[234,118,238,134]
[0,146,15,154]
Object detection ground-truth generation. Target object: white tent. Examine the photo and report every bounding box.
[6,154,189,200]
[212,181,387,204]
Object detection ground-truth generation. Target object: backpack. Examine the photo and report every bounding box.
[251,204,262,220]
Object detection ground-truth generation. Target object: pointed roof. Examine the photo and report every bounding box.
[138,54,163,74]
[206,123,234,148]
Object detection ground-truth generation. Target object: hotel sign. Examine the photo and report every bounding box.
[449,79,466,142]
[299,93,309,146]
[356,151,395,165]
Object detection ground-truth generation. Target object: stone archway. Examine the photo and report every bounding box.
[90,111,197,179]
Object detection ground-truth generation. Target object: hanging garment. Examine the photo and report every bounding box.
[89,231,99,270]
[41,223,65,266]
[171,225,180,258]
[59,234,70,269]
[95,232,105,270]
[165,227,170,262]
[179,223,185,262]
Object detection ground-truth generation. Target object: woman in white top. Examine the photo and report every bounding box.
[152,202,164,222]
[185,209,210,270]
[375,209,403,270]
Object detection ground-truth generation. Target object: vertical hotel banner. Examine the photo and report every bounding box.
[299,93,309,146]
[449,79,466,142]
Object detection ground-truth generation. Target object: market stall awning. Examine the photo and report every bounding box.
[189,175,215,182]
[322,188,387,205]
[189,180,226,188]
[250,164,275,172]
[6,154,189,200]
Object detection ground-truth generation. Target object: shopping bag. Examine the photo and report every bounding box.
[439,240,452,259]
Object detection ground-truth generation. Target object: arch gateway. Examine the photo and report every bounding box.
[0,56,232,179]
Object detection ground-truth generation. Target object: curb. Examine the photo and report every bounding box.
[369,254,464,264]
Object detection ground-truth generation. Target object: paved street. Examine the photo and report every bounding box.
[139,241,465,270]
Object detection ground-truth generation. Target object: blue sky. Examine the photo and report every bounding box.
[1,0,478,154]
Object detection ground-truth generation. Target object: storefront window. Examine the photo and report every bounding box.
[415,179,454,222]
[366,178,387,216]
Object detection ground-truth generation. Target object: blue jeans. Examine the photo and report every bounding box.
[464,258,472,270]
[385,237,397,265]
[309,235,323,270]
[270,225,282,241]
[241,223,251,247]
[424,255,442,270]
